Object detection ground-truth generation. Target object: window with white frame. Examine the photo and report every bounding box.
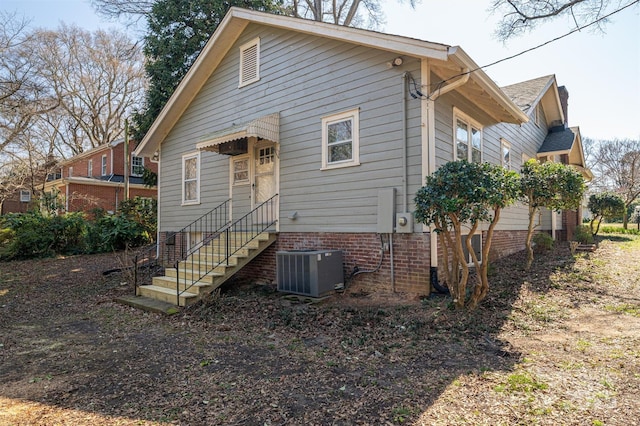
[239,38,260,87]
[321,108,360,169]
[182,152,200,205]
[232,156,249,185]
[68,167,73,177]
[20,190,31,202]
[101,154,107,176]
[501,139,511,169]
[88,159,93,177]
[534,103,544,128]
[454,109,482,163]
[131,156,144,176]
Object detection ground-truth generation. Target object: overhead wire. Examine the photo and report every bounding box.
[413,0,639,94]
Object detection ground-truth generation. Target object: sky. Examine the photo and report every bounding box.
[4,0,640,141]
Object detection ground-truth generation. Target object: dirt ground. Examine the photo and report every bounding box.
[0,234,639,425]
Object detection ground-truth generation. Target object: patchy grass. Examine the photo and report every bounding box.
[1,236,639,425]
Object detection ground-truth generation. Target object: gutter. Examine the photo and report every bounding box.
[446,46,529,124]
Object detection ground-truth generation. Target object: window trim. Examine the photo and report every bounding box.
[500,138,512,169]
[231,155,250,186]
[131,156,144,177]
[101,154,108,176]
[534,103,544,128]
[87,159,93,177]
[182,152,201,205]
[20,189,31,202]
[321,108,360,170]
[453,107,483,163]
[238,37,260,88]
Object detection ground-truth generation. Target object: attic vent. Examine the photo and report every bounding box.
[239,38,260,87]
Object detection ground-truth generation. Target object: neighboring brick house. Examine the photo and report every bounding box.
[0,155,58,215]
[44,139,157,214]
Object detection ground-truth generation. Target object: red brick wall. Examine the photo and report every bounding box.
[60,144,158,178]
[488,229,529,261]
[158,229,543,297]
[66,183,156,213]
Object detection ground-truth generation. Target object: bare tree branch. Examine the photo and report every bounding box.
[491,0,638,41]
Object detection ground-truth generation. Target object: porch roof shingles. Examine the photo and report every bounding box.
[538,127,576,154]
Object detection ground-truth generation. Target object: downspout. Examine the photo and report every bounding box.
[401,73,409,212]
[425,66,469,293]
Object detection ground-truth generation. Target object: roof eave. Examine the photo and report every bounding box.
[447,47,529,125]
[134,8,453,157]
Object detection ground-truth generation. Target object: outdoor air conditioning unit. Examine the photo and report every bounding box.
[276,250,344,297]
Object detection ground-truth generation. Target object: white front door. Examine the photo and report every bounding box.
[253,144,277,224]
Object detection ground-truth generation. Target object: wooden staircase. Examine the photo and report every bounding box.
[135,231,276,307]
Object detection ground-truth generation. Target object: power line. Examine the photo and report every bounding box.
[438,0,639,85]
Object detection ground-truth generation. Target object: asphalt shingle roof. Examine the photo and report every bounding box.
[538,127,577,154]
[501,75,554,113]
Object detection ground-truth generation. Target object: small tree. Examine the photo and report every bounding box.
[520,159,586,269]
[414,161,519,310]
[587,192,626,236]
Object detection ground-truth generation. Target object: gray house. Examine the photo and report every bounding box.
[134,8,590,306]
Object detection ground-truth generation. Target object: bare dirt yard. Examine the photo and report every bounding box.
[1,234,639,425]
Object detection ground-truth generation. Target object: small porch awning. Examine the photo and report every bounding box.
[196,113,279,154]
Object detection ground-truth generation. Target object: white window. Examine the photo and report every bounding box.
[101,154,108,176]
[131,156,144,176]
[454,108,482,163]
[534,103,544,128]
[462,233,483,266]
[68,167,73,177]
[239,38,260,87]
[232,156,249,185]
[20,190,31,202]
[182,152,200,205]
[88,159,93,177]
[321,108,360,170]
[501,139,511,169]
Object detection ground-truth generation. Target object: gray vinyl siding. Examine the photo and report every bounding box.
[433,90,554,232]
[159,24,424,233]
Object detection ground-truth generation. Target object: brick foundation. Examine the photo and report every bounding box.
[157,229,540,296]
[235,232,432,295]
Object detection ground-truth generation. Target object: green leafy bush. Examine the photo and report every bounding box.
[0,197,156,260]
[599,226,640,235]
[532,232,554,252]
[0,212,87,259]
[573,225,594,244]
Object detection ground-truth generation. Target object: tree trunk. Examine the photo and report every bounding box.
[469,207,501,309]
[525,205,537,270]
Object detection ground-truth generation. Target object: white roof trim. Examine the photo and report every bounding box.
[196,113,279,151]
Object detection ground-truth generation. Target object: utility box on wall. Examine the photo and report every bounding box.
[276,250,344,297]
[377,188,395,234]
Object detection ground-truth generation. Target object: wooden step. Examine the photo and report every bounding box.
[152,275,216,294]
[137,284,199,306]
[164,267,225,284]
[135,232,277,308]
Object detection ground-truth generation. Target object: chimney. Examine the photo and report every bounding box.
[558,85,569,127]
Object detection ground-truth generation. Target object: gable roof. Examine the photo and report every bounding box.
[501,74,565,126]
[135,8,528,157]
[537,126,592,180]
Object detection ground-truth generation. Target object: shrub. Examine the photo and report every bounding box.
[599,226,640,235]
[573,225,594,244]
[533,232,554,252]
[0,212,87,259]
